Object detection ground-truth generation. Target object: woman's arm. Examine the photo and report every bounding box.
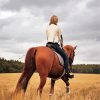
[58,28,63,47]
[60,34,63,47]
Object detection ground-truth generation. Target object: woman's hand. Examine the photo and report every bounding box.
[61,43,63,48]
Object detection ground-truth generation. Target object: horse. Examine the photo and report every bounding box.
[14,45,76,97]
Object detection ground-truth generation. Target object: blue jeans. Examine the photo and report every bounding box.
[46,42,69,71]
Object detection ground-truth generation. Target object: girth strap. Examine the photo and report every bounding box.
[52,69,65,80]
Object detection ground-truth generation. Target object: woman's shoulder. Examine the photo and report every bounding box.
[47,24,56,28]
[50,24,60,28]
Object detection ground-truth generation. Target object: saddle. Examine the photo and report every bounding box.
[54,51,64,66]
[46,43,64,66]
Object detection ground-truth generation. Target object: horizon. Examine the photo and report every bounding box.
[0,55,100,65]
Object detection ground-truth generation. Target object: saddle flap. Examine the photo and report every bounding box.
[54,51,64,66]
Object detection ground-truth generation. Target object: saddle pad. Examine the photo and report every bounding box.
[54,51,64,66]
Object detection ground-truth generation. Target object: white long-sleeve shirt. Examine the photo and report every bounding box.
[46,24,62,43]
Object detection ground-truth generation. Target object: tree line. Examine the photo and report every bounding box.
[0,58,23,73]
[0,57,100,74]
[72,64,100,74]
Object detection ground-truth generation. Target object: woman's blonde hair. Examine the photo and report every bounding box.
[49,15,58,25]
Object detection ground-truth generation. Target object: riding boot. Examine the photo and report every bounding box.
[65,68,74,79]
[66,73,74,79]
[64,60,74,79]
[69,66,74,78]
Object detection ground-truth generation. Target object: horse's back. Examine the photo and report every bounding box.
[35,46,55,76]
[36,46,54,64]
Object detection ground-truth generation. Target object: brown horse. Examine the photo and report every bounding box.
[14,45,76,96]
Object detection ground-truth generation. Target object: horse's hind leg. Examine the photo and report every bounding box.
[49,79,56,95]
[61,75,70,94]
[14,66,35,94]
[37,76,47,97]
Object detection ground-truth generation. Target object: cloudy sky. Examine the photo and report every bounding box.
[0,0,100,64]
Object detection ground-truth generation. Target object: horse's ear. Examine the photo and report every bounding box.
[74,45,77,50]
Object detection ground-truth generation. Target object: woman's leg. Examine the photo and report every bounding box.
[52,44,69,72]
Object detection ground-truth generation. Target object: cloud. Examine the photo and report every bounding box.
[73,40,100,64]
[0,8,47,42]
[1,0,65,11]
[0,0,100,64]
[87,0,100,9]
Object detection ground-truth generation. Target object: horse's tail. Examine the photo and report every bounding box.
[25,47,37,69]
[13,48,37,96]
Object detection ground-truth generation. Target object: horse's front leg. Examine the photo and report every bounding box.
[49,79,56,96]
[61,75,70,94]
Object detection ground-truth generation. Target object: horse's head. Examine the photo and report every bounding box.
[63,45,77,67]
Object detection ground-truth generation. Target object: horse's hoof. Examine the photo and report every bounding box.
[66,87,70,94]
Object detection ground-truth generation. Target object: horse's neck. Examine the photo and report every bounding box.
[63,47,70,58]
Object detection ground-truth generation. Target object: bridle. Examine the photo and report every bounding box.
[69,50,75,69]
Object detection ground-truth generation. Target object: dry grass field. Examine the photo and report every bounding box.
[0,73,100,100]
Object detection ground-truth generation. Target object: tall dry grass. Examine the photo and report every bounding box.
[0,73,100,100]
[1,85,100,100]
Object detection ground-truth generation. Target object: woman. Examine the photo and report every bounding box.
[46,15,73,78]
